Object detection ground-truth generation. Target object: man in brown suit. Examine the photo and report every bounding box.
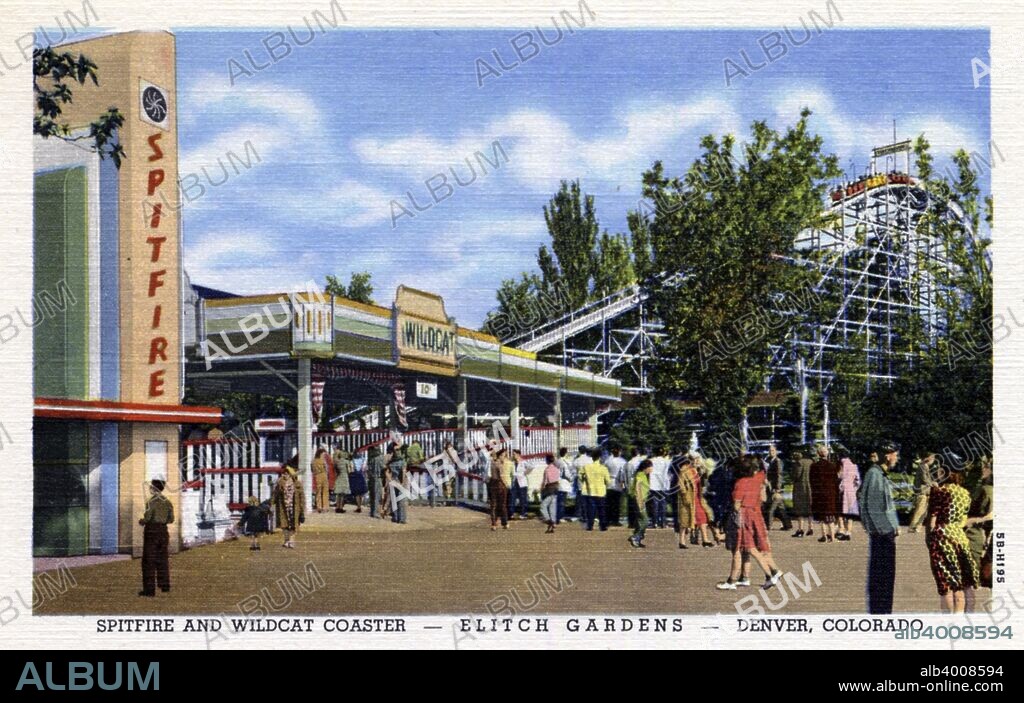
[139,479,174,597]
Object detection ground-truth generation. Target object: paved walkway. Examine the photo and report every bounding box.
[33,507,981,615]
[33,554,131,574]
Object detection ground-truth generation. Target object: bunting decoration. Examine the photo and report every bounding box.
[311,379,326,425]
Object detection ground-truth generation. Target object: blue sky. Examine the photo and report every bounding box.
[174,28,990,327]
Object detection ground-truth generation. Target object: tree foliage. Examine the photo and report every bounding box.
[542,179,600,309]
[608,398,671,452]
[183,389,296,429]
[643,110,840,432]
[489,179,639,331]
[873,140,992,458]
[593,231,635,298]
[628,210,655,282]
[325,271,375,304]
[482,115,991,463]
[33,47,125,167]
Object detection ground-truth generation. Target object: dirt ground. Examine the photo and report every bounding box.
[33,506,978,616]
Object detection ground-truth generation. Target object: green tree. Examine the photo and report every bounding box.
[490,181,640,341]
[644,110,840,433]
[823,337,885,460]
[608,398,670,452]
[182,389,296,429]
[33,47,125,167]
[483,272,545,336]
[325,271,375,304]
[593,231,636,298]
[345,271,374,304]
[542,179,600,308]
[536,245,560,292]
[628,210,655,282]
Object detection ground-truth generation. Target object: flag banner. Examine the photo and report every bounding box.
[393,383,408,429]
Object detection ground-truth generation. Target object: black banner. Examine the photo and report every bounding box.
[1,650,1017,698]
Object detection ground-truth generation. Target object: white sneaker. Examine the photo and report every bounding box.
[762,571,782,589]
[736,578,751,587]
[716,581,738,590]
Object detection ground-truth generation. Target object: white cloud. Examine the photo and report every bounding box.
[905,117,979,154]
[425,215,548,259]
[350,97,742,194]
[184,229,274,263]
[179,123,279,180]
[181,70,325,136]
[353,134,495,176]
[580,97,741,182]
[184,226,335,287]
[178,72,390,228]
[179,71,327,190]
[269,179,396,229]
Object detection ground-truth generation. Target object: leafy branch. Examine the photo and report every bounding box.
[33,46,125,168]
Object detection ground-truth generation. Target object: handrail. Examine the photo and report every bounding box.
[183,437,258,446]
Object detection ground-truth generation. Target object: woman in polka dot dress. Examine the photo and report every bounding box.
[926,464,979,613]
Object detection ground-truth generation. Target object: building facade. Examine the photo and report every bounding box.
[33,31,219,557]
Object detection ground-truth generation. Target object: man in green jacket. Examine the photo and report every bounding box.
[405,439,427,505]
[629,459,653,548]
[139,479,174,597]
[859,442,901,614]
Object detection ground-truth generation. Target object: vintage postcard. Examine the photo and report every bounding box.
[0,0,1021,666]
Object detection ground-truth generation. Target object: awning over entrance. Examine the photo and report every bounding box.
[186,284,619,514]
[35,397,223,424]
[191,285,620,404]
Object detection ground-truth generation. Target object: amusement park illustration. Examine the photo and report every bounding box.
[29,25,993,618]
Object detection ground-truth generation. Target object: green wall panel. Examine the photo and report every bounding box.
[334,333,392,361]
[34,168,89,399]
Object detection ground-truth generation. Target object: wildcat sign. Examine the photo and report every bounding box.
[393,286,457,376]
[402,319,454,357]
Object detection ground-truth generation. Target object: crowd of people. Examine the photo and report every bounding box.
[459,438,995,610]
[212,433,994,615]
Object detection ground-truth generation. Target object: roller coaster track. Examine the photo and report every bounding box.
[505,285,646,353]
[503,174,969,405]
[504,271,685,351]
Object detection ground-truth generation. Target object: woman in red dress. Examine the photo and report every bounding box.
[717,455,782,590]
[809,445,841,543]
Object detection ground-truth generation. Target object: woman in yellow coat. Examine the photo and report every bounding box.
[676,454,715,549]
[311,448,329,513]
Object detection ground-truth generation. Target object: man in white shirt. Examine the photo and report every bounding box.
[573,445,592,528]
[604,446,628,527]
[511,449,532,519]
[649,448,671,528]
[557,447,574,523]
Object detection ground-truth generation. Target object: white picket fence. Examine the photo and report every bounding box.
[181,424,592,529]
